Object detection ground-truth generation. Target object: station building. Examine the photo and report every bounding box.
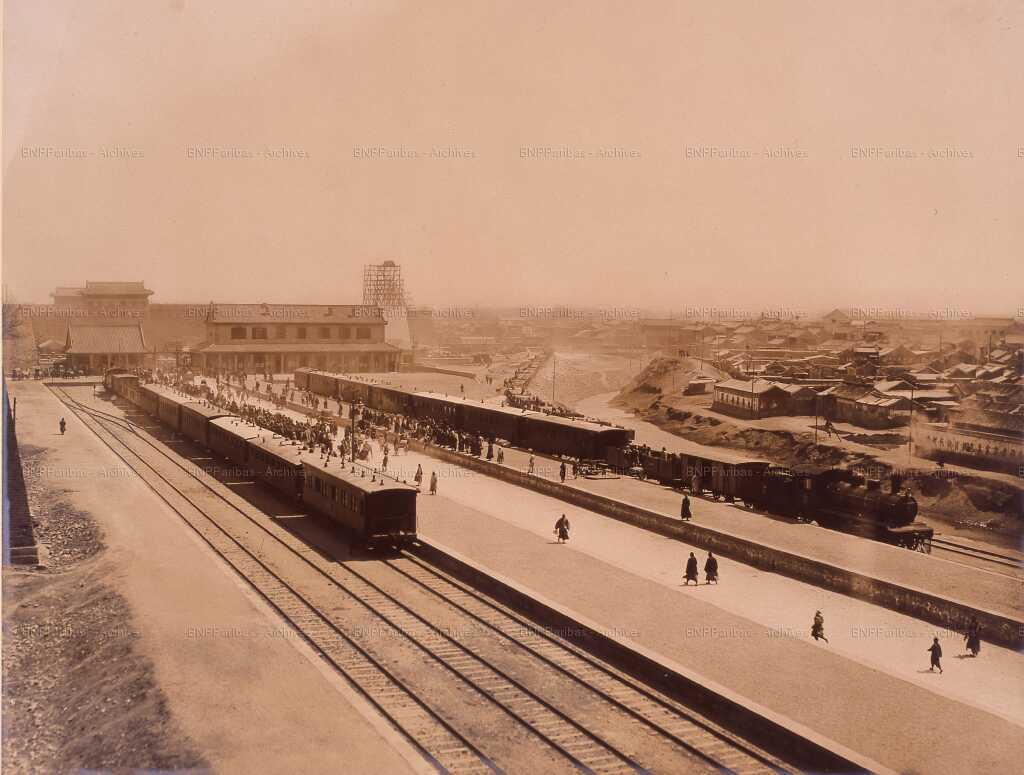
[193,303,401,374]
[63,322,150,371]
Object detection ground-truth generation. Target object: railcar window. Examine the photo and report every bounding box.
[230,327,247,340]
[297,326,308,340]
[356,326,370,339]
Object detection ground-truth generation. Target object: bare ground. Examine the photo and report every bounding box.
[2,443,206,773]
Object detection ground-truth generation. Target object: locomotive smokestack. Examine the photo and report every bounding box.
[890,472,903,494]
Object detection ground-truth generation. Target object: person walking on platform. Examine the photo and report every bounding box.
[683,552,699,585]
[429,470,438,495]
[559,461,567,483]
[704,552,718,584]
[928,637,944,673]
[964,618,982,658]
[811,611,829,643]
[59,417,66,436]
[528,453,535,476]
[414,464,423,488]
[497,446,505,465]
[554,514,570,543]
[680,494,692,521]
[382,449,389,472]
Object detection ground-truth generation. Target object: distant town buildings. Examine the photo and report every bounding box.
[51,281,153,313]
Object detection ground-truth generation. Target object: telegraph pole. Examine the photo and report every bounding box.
[551,353,556,405]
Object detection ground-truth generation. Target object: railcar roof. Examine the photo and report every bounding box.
[209,416,261,440]
[182,402,234,421]
[248,434,308,465]
[302,458,417,494]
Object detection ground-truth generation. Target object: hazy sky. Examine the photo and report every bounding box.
[3,1,1022,316]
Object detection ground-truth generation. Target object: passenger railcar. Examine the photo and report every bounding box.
[208,417,259,468]
[103,368,130,391]
[157,391,190,431]
[180,403,234,448]
[303,459,417,547]
[248,435,306,499]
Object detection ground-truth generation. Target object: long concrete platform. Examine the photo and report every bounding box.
[412,491,1023,775]
[409,439,1024,648]
[5,381,425,775]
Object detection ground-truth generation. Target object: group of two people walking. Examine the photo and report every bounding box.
[683,551,717,585]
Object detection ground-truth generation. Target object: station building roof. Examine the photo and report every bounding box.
[195,342,400,353]
[65,322,148,354]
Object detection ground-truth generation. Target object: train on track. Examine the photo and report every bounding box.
[294,368,635,459]
[103,369,417,548]
[295,368,933,550]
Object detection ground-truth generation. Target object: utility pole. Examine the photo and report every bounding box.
[908,385,914,460]
[551,353,556,405]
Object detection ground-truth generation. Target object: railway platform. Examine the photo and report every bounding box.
[4,380,425,775]
[413,490,1024,775]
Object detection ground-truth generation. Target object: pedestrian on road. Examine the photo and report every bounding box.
[683,552,699,585]
[680,494,692,521]
[429,471,438,495]
[414,464,423,488]
[928,637,944,673]
[811,611,829,643]
[554,514,570,543]
[59,417,66,435]
[964,618,982,658]
[559,461,567,483]
[704,552,718,584]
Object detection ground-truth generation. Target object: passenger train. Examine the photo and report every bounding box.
[295,368,933,550]
[103,369,417,548]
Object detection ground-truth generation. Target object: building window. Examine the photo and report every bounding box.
[275,325,287,339]
[339,326,351,340]
[230,327,247,340]
[318,326,331,339]
[252,327,267,340]
[297,326,307,340]
[356,327,370,340]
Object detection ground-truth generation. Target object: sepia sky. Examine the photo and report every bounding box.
[3,0,1022,316]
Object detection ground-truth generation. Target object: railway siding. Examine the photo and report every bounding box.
[407,439,1024,650]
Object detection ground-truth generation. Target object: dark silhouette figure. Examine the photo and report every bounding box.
[928,638,944,673]
[59,417,66,436]
[684,552,699,585]
[812,611,829,643]
[704,552,718,584]
[680,494,692,521]
[964,618,982,658]
[554,514,570,543]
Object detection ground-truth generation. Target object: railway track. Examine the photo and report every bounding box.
[930,537,1022,573]
[54,387,795,775]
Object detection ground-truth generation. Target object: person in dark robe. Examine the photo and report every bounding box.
[704,552,718,584]
[964,618,982,657]
[684,553,699,585]
[414,464,423,488]
[59,417,66,435]
[812,611,829,643]
[559,461,567,483]
[680,494,692,521]
[429,471,438,495]
[928,637,943,673]
[554,514,570,543]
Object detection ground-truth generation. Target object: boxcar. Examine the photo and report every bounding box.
[460,401,528,443]
[520,413,634,460]
[308,370,340,398]
[247,435,306,499]
[103,367,130,391]
[410,392,463,426]
[157,391,190,431]
[369,383,413,415]
[208,416,259,468]
[111,373,139,400]
[336,376,373,405]
[180,403,234,448]
[293,368,312,391]
[136,384,162,417]
[303,459,417,547]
